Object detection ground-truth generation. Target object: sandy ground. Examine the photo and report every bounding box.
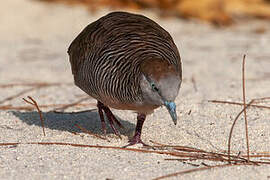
[0,0,270,179]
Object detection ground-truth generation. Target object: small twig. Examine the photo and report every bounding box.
[252,97,270,102]
[0,87,37,104]
[246,154,270,158]
[0,103,96,111]
[164,158,198,162]
[228,100,254,163]
[0,82,72,88]
[0,105,35,111]
[150,140,250,163]
[0,141,228,161]
[0,82,71,104]
[22,96,46,136]
[70,131,79,135]
[242,54,250,162]
[152,163,253,180]
[237,151,242,158]
[150,140,207,153]
[184,162,200,167]
[201,162,211,167]
[208,100,270,110]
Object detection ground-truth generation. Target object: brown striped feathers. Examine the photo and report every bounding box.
[68,11,182,146]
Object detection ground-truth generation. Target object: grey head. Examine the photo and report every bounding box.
[139,58,182,125]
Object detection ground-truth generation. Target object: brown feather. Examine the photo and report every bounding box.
[140,58,179,81]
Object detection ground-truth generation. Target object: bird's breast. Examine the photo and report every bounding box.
[99,94,159,114]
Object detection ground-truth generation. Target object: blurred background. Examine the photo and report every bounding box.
[40,0,270,25]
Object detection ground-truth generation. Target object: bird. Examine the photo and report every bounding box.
[68,11,182,146]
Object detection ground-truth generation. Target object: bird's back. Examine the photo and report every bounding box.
[68,11,181,110]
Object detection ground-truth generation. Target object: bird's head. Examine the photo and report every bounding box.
[139,58,182,125]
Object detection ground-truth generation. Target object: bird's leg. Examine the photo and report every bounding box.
[102,106,124,129]
[97,101,123,138]
[123,113,149,147]
[97,101,106,135]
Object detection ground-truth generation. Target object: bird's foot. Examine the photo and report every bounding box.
[97,101,124,139]
[122,132,150,148]
[122,113,154,148]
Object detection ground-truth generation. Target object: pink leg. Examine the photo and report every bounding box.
[97,101,123,138]
[123,113,149,147]
[97,102,106,135]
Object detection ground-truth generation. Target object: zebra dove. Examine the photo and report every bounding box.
[68,11,182,146]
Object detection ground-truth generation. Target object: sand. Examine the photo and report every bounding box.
[0,0,270,179]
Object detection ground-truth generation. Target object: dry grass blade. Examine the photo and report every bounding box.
[0,87,37,104]
[150,140,208,153]
[0,105,35,111]
[242,54,250,162]
[208,100,270,110]
[246,154,270,158]
[24,142,195,157]
[0,141,220,158]
[164,158,198,162]
[0,82,71,104]
[150,140,251,163]
[152,163,253,180]
[0,103,96,111]
[252,97,270,102]
[228,100,254,163]
[52,96,90,111]
[74,124,108,141]
[0,142,20,146]
[211,100,270,108]
[0,82,72,88]
[22,96,46,136]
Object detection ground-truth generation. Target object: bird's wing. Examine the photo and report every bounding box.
[67,21,101,75]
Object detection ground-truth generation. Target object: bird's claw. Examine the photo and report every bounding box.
[122,132,150,148]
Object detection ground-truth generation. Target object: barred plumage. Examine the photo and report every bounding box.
[68,11,182,146]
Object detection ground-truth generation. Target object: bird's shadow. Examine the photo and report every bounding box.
[11,110,135,137]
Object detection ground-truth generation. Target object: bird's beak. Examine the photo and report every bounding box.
[164,101,177,125]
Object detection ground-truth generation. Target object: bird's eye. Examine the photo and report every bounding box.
[150,82,159,92]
